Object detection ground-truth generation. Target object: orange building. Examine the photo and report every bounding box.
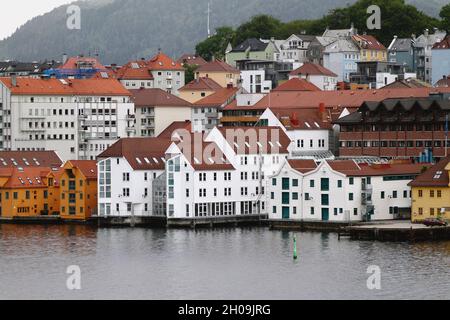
[46,168,63,216]
[59,161,98,221]
[0,167,53,218]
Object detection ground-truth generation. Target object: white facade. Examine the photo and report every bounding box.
[240,70,272,94]
[376,72,417,89]
[191,107,219,133]
[289,74,337,91]
[269,160,416,222]
[274,34,314,63]
[0,80,135,161]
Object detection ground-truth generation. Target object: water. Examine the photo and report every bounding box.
[0,224,449,300]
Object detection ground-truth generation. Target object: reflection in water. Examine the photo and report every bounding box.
[0,224,449,300]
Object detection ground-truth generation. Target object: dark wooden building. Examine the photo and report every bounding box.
[335,96,450,161]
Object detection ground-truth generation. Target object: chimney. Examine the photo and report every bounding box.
[424,29,429,37]
[11,74,17,87]
[319,102,327,122]
[211,55,216,62]
[62,53,68,64]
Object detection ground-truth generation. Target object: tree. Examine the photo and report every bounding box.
[234,15,283,45]
[183,63,198,83]
[195,27,236,61]
[440,4,450,31]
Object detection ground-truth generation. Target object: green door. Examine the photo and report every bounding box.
[322,208,329,221]
[282,207,290,219]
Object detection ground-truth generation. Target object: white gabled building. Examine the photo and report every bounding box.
[97,137,173,218]
[289,62,338,91]
[0,77,135,161]
[269,159,426,222]
[166,127,292,222]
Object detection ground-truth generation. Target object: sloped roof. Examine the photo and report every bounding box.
[268,108,333,130]
[59,56,106,70]
[327,160,426,177]
[435,76,450,88]
[432,35,450,49]
[218,126,291,155]
[130,88,191,107]
[352,34,386,50]
[0,167,51,189]
[177,54,207,66]
[98,138,173,170]
[67,160,97,180]
[197,60,240,73]
[116,60,154,80]
[273,78,321,92]
[147,52,184,71]
[158,121,192,138]
[389,38,413,52]
[0,77,131,96]
[381,78,431,89]
[290,62,337,77]
[179,77,222,91]
[0,151,62,168]
[231,38,269,53]
[288,159,318,173]
[194,87,239,107]
[409,157,449,187]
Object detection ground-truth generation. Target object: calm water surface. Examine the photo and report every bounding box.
[0,224,449,300]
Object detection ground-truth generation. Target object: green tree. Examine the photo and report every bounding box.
[195,27,236,61]
[183,64,198,84]
[440,4,450,31]
[234,15,283,45]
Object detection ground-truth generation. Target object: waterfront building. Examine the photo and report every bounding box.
[335,97,450,161]
[130,88,192,137]
[289,62,338,91]
[179,77,222,104]
[97,137,172,218]
[0,77,135,161]
[195,60,240,88]
[409,156,450,222]
[431,35,450,86]
[117,52,185,95]
[268,159,425,222]
[59,160,97,221]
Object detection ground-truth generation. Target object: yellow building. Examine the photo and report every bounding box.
[352,34,387,62]
[179,77,223,103]
[59,161,98,221]
[410,156,450,222]
[195,60,240,88]
[0,167,53,218]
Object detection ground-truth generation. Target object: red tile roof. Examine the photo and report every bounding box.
[158,121,192,139]
[225,87,450,112]
[269,108,334,130]
[432,35,450,49]
[98,138,173,170]
[0,167,51,189]
[59,56,106,70]
[194,87,239,107]
[130,88,191,107]
[116,60,154,80]
[179,77,222,91]
[352,34,386,50]
[288,159,318,173]
[409,157,450,187]
[327,160,427,177]
[0,78,131,96]
[290,62,337,77]
[197,60,240,73]
[147,52,184,71]
[435,76,450,87]
[274,78,321,92]
[177,54,207,67]
[218,126,291,155]
[0,151,62,168]
[67,160,97,180]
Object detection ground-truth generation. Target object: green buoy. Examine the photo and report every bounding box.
[293,235,298,260]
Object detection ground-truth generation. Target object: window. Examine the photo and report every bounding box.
[321,194,329,206]
[418,190,423,197]
[271,192,275,200]
[321,178,329,191]
[282,178,290,190]
[293,193,299,200]
[392,191,398,199]
[123,173,130,182]
[353,208,358,216]
[337,180,342,188]
[310,207,315,215]
[310,180,315,188]
[430,190,435,198]
[123,188,130,197]
[272,178,277,186]
[282,193,290,205]
[349,193,354,201]
[293,179,299,187]
[273,206,277,214]
[381,191,385,199]
[349,178,354,185]
[437,190,442,198]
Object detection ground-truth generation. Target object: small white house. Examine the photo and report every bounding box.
[289,62,338,91]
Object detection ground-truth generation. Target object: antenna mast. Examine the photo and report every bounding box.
[207,1,212,38]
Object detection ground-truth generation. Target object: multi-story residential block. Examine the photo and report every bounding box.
[178,77,222,103]
[225,38,277,67]
[130,88,192,137]
[236,59,295,89]
[272,34,316,63]
[431,35,450,86]
[335,97,450,161]
[289,62,338,91]
[350,61,416,89]
[195,60,240,88]
[413,29,446,83]
[118,52,185,95]
[388,36,415,73]
[352,34,387,62]
[0,77,135,161]
[59,160,97,221]
[240,69,272,94]
[409,156,450,222]
[269,159,425,222]
[165,127,291,223]
[323,39,360,82]
[257,107,337,160]
[97,137,173,218]
[192,87,239,132]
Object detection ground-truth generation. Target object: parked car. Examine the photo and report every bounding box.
[423,218,448,227]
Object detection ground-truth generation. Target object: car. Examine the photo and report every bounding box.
[423,218,448,227]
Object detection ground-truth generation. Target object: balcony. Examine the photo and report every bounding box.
[205,112,218,118]
[126,114,135,120]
